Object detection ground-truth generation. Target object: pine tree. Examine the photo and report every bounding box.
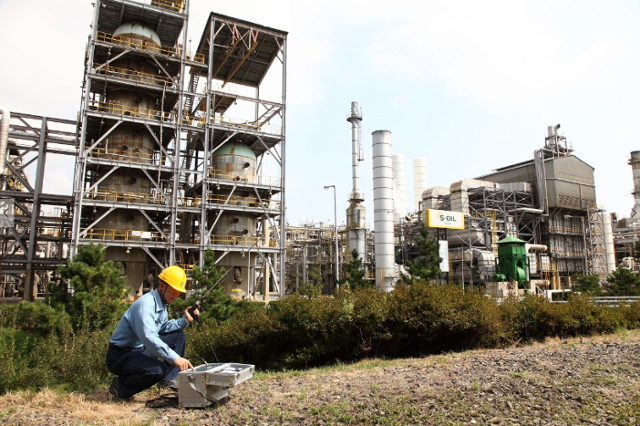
[572,274,603,296]
[401,224,442,284]
[339,249,371,289]
[52,243,128,331]
[606,267,640,296]
[179,249,237,322]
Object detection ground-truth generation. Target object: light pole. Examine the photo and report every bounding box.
[324,185,340,287]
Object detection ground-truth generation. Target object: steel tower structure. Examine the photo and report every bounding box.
[72,0,287,298]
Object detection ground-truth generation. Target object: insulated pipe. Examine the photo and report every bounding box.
[413,158,427,212]
[392,154,407,223]
[372,130,396,292]
[526,244,548,252]
[0,108,9,174]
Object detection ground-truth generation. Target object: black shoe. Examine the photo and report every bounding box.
[109,377,132,401]
[159,379,179,391]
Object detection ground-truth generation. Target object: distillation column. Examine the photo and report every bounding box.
[346,102,366,263]
[92,22,163,295]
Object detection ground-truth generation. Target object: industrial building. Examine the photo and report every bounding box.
[0,2,635,301]
[401,125,615,291]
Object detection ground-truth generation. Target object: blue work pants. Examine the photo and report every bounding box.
[106,329,186,399]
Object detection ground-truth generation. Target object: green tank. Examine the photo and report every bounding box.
[493,236,529,288]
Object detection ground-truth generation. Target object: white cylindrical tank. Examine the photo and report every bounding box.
[413,158,427,212]
[372,130,396,292]
[603,211,615,274]
[392,154,407,223]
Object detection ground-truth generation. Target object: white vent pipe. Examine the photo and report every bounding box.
[629,151,640,218]
[347,102,363,195]
[372,130,396,292]
[0,108,9,174]
[413,158,427,212]
[392,154,406,223]
[602,212,615,274]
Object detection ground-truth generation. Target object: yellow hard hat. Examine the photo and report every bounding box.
[158,265,187,293]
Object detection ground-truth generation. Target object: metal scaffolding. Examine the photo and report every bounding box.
[0,113,77,300]
[71,0,287,298]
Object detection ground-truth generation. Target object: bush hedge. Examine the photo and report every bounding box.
[187,285,640,371]
[4,284,640,393]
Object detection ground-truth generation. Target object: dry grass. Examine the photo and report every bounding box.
[2,330,640,425]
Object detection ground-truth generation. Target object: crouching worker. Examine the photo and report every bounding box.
[106,265,199,400]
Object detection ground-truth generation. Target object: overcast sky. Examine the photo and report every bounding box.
[1,0,639,226]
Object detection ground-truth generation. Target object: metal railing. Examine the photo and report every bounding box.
[94,65,174,87]
[90,147,159,164]
[88,100,175,122]
[81,228,163,241]
[592,296,640,306]
[96,32,205,63]
[208,169,281,187]
[85,189,163,204]
[206,194,280,209]
[148,0,185,13]
[210,234,260,246]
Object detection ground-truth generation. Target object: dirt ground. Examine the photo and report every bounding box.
[2,331,640,425]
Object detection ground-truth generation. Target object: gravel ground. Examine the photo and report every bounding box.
[2,331,640,425]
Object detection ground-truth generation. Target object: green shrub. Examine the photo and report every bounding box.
[0,326,112,393]
[385,284,507,356]
[344,287,392,357]
[15,301,73,336]
[500,294,560,343]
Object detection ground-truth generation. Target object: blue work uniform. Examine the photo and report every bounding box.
[106,288,189,399]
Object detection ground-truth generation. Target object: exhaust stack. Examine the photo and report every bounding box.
[372,130,397,292]
[413,158,427,212]
[346,102,367,264]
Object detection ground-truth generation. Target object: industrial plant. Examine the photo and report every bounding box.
[0,0,638,301]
